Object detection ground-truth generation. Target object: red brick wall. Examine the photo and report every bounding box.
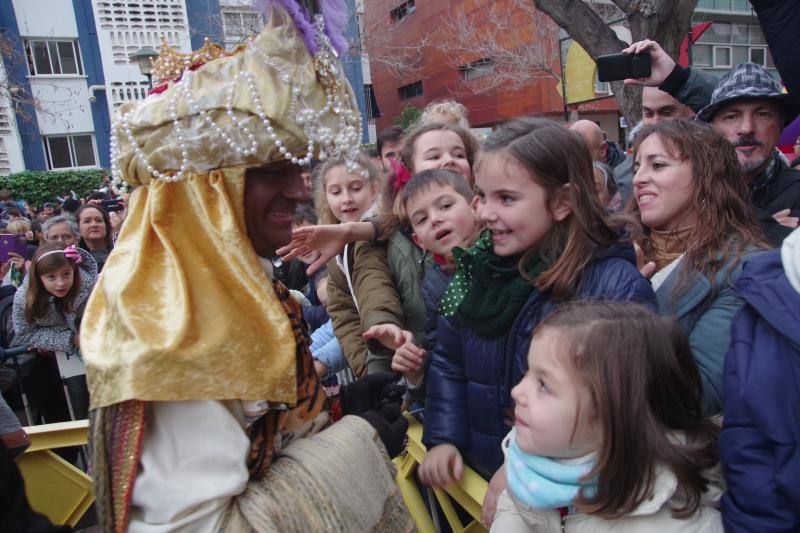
[366,0,602,130]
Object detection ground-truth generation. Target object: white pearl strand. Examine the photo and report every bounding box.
[110,13,364,191]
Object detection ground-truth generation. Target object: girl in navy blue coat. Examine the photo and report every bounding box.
[417,117,656,521]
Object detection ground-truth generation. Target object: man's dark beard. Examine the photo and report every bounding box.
[733,136,770,174]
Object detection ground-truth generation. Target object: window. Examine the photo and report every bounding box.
[43,134,97,169]
[594,74,611,95]
[397,80,423,100]
[390,0,415,23]
[222,10,262,48]
[696,0,752,10]
[713,46,732,68]
[356,13,366,52]
[24,40,84,76]
[749,47,767,67]
[364,84,380,121]
[693,44,713,67]
[693,22,773,70]
[461,58,495,82]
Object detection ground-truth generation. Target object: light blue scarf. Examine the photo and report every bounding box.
[506,429,598,509]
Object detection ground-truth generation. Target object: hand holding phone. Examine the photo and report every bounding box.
[618,39,677,87]
[101,199,125,213]
[0,234,28,263]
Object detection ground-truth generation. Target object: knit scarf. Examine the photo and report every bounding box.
[439,230,547,339]
[506,429,597,510]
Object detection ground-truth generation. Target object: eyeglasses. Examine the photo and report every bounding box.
[46,234,77,242]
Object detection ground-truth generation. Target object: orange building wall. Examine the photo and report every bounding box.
[366,0,597,130]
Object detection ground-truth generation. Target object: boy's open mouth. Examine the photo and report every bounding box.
[434,228,452,240]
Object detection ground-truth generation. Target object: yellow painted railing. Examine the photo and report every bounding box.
[395,415,489,533]
[17,420,93,527]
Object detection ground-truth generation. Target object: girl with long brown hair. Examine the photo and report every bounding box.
[632,118,769,415]
[13,242,97,352]
[492,300,722,531]
[418,117,656,520]
[11,242,98,423]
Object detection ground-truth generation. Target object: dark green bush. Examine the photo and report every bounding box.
[0,169,107,206]
[393,106,421,130]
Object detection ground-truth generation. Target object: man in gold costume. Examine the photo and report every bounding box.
[81,2,412,531]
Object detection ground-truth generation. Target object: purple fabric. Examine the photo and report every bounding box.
[320,0,349,55]
[252,0,319,54]
[779,115,800,145]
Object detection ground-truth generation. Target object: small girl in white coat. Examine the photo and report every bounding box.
[491,300,722,532]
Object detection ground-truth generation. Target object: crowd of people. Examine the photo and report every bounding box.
[0,189,125,475]
[1,0,799,531]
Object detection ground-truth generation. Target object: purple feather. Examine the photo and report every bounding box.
[252,0,319,54]
[320,0,349,55]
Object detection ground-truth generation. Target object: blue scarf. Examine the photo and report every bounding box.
[506,429,598,509]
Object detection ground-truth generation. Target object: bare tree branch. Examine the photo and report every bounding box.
[361,16,430,79]
[533,0,627,58]
[0,31,46,124]
[434,0,560,95]
[532,0,698,127]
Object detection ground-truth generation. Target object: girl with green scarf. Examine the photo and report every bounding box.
[417,117,657,525]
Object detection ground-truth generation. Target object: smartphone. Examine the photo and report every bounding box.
[596,53,652,82]
[100,199,125,213]
[0,233,28,263]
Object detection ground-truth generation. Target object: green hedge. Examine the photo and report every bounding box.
[393,106,421,130]
[0,169,107,207]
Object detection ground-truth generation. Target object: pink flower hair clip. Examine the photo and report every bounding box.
[389,158,413,193]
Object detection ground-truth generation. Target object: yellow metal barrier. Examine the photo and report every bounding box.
[17,420,93,528]
[395,415,488,533]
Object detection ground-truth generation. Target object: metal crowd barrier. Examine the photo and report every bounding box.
[395,414,489,533]
[17,419,93,527]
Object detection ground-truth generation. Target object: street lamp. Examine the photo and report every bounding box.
[129,47,159,90]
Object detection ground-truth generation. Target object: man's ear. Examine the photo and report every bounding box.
[549,183,573,222]
[411,232,427,251]
[600,141,609,160]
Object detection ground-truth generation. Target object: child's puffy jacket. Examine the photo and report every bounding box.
[720,242,800,532]
[423,242,656,479]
